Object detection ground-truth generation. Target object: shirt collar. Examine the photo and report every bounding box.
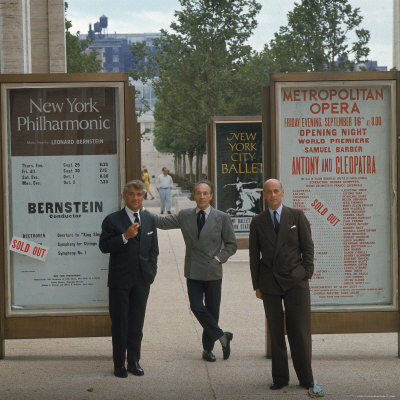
[268,204,283,218]
[196,205,211,216]
[125,206,141,221]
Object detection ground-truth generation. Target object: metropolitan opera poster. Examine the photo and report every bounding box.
[276,81,396,309]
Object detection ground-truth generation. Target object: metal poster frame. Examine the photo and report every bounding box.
[0,73,140,358]
[265,72,400,356]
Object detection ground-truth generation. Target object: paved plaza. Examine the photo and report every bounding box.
[0,201,399,399]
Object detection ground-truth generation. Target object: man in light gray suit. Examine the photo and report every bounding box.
[154,180,237,362]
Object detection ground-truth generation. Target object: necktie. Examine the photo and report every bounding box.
[133,212,140,240]
[197,210,205,238]
[273,210,279,234]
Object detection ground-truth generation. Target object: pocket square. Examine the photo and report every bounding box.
[290,225,296,229]
[147,231,153,235]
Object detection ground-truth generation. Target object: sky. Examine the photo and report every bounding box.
[66,0,394,68]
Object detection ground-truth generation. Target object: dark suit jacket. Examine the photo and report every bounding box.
[249,205,314,294]
[99,208,159,288]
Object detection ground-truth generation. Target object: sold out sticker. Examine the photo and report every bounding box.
[9,236,48,262]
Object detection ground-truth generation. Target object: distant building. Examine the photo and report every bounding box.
[334,54,387,71]
[354,60,387,71]
[79,23,161,74]
[79,17,174,176]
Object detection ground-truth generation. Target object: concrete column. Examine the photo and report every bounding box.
[47,0,66,72]
[0,0,31,73]
[0,0,66,74]
[394,0,400,69]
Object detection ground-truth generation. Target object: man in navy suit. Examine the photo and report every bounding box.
[99,180,158,378]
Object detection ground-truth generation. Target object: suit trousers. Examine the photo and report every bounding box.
[109,276,150,368]
[262,280,313,387]
[187,279,224,351]
[159,188,171,213]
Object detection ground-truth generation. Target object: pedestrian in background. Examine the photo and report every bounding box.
[142,168,155,200]
[156,167,173,214]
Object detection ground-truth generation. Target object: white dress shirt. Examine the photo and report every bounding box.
[156,173,174,189]
[122,206,141,244]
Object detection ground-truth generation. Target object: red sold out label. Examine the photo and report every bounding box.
[9,236,48,262]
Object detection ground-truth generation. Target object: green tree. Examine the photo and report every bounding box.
[65,2,102,73]
[228,50,275,115]
[266,0,370,72]
[130,0,262,179]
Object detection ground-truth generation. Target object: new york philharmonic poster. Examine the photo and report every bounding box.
[276,81,397,309]
[3,84,124,313]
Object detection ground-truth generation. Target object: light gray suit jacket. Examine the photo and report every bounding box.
[154,207,237,281]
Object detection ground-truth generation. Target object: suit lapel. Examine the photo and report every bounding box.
[120,208,132,230]
[275,206,291,255]
[139,210,147,241]
[188,208,199,242]
[200,207,216,239]
[260,211,277,244]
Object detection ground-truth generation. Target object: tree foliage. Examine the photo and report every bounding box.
[130,0,262,178]
[266,0,370,72]
[65,2,102,73]
[131,0,373,178]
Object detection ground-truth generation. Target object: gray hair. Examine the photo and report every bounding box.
[123,179,145,194]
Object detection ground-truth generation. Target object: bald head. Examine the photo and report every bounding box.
[263,179,284,210]
[263,179,283,191]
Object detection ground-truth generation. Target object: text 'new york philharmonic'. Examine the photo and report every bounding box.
[17,97,112,131]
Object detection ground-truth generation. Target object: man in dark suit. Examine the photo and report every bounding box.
[249,178,321,393]
[99,180,158,378]
[154,180,237,362]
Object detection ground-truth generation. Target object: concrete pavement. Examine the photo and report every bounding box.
[1,202,400,399]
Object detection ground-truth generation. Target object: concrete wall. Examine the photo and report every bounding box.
[394,0,400,69]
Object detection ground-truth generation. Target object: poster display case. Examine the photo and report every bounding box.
[265,72,400,357]
[0,74,138,358]
[208,117,263,241]
[3,83,124,314]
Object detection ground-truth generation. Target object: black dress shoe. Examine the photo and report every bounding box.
[114,366,128,378]
[221,331,233,360]
[127,361,144,376]
[202,350,216,362]
[270,382,287,390]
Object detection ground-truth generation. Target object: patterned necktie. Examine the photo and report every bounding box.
[197,210,205,238]
[133,212,140,240]
[273,210,279,234]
